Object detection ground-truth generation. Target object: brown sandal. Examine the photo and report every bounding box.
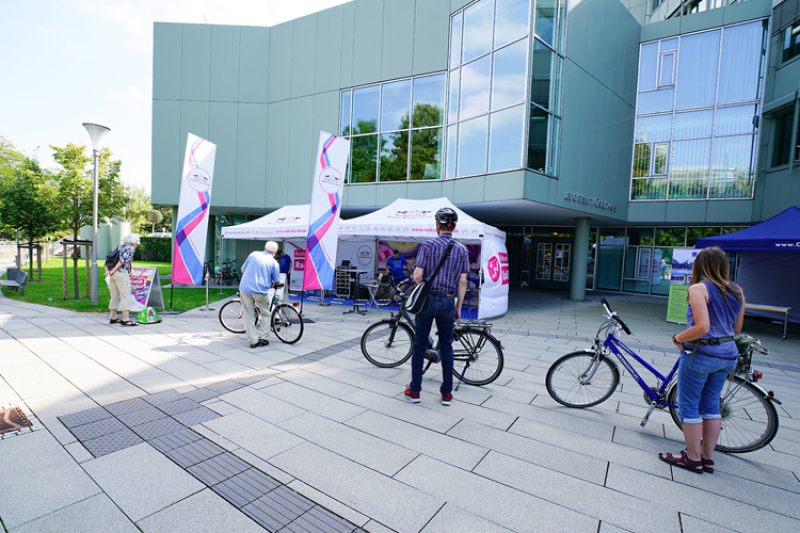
[658,451,703,474]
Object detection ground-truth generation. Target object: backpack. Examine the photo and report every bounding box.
[105,246,121,270]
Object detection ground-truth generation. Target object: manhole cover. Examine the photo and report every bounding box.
[0,407,32,435]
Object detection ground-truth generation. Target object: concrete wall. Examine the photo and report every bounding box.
[557,0,642,222]
[152,0,454,213]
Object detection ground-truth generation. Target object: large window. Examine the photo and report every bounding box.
[445,0,533,178]
[782,21,800,63]
[341,73,445,183]
[631,20,767,201]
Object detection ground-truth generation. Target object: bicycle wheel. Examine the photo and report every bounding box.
[545,350,620,408]
[271,304,303,344]
[361,320,414,368]
[668,375,779,453]
[452,329,504,386]
[219,300,246,334]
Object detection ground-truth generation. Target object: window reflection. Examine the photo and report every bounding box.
[381,80,411,132]
[639,43,658,92]
[412,74,445,127]
[457,116,489,176]
[352,85,380,135]
[535,0,557,47]
[340,90,351,136]
[380,132,408,182]
[675,30,720,110]
[631,178,668,200]
[494,0,530,48]
[351,135,378,183]
[709,135,754,198]
[531,40,553,111]
[718,21,765,104]
[528,106,549,172]
[635,114,671,142]
[637,89,674,114]
[460,55,491,120]
[447,69,460,124]
[492,38,528,111]
[672,110,713,139]
[462,0,494,64]
[715,105,758,136]
[411,128,443,180]
[633,144,651,177]
[488,105,524,172]
[449,12,463,68]
[445,125,457,178]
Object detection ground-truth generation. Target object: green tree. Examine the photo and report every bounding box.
[154,205,173,233]
[51,143,126,299]
[0,136,25,180]
[146,209,163,233]
[0,157,60,277]
[119,184,152,232]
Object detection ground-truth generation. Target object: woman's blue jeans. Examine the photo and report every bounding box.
[409,292,455,395]
[677,351,737,424]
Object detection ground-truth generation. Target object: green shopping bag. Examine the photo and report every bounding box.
[137,307,163,324]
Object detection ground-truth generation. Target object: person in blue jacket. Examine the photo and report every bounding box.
[384,249,409,283]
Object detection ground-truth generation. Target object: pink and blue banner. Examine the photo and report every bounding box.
[303,131,350,291]
[172,133,216,285]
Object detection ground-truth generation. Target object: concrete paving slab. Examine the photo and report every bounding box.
[217,385,306,423]
[395,454,599,533]
[9,494,139,533]
[261,381,367,422]
[202,411,304,459]
[420,502,515,533]
[82,442,204,521]
[279,411,418,475]
[0,430,101,530]
[270,442,443,532]
[137,488,265,533]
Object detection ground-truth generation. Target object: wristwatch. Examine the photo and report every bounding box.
[672,334,680,344]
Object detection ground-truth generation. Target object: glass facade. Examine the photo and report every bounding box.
[340,73,445,183]
[445,0,531,178]
[631,20,768,201]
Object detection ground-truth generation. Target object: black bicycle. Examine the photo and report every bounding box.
[360,286,504,387]
[218,283,303,344]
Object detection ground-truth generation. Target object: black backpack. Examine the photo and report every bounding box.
[105,246,121,270]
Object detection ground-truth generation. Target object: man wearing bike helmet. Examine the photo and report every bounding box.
[405,206,470,405]
[240,241,281,348]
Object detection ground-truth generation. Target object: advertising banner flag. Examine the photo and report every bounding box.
[666,249,698,324]
[303,131,350,291]
[173,133,216,285]
[478,239,509,319]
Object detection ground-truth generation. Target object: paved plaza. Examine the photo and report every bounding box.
[0,289,798,533]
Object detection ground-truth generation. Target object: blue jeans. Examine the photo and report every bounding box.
[677,351,736,424]
[409,292,455,395]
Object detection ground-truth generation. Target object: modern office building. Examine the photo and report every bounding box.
[152,0,794,299]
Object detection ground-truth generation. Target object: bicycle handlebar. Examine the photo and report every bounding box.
[600,297,632,335]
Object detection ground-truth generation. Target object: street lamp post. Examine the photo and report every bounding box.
[82,122,111,306]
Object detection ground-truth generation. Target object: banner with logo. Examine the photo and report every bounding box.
[479,239,509,319]
[303,131,350,291]
[285,241,305,291]
[173,133,216,285]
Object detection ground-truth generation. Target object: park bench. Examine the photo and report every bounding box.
[0,268,28,296]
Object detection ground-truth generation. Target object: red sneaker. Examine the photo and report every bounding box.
[441,393,453,406]
[404,388,420,403]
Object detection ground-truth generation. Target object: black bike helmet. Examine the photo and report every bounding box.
[435,207,458,230]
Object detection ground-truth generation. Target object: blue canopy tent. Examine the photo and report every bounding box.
[696,206,800,324]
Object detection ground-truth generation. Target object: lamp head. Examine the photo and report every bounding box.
[82,122,111,151]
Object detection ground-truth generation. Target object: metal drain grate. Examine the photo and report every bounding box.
[0,407,32,435]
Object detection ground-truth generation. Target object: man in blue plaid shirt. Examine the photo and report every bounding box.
[405,207,469,406]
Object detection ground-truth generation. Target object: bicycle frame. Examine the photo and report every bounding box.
[601,333,678,409]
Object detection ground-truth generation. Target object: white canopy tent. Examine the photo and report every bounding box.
[220,204,309,241]
[340,198,509,318]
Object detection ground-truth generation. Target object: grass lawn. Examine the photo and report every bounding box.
[1,259,238,313]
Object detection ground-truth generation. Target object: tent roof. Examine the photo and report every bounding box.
[696,206,800,252]
[339,197,506,243]
[220,205,309,241]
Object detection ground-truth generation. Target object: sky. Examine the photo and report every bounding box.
[0,0,351,194]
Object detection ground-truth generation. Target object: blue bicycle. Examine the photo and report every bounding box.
[545,298,781,453]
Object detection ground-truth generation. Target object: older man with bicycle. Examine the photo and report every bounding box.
[240,241,281,348]
[405,207,469,406]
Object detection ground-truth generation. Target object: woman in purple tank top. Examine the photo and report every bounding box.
[659,247,745,474]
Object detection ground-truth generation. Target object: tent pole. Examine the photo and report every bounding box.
[219,236,224,294]
[477,236,484,320]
